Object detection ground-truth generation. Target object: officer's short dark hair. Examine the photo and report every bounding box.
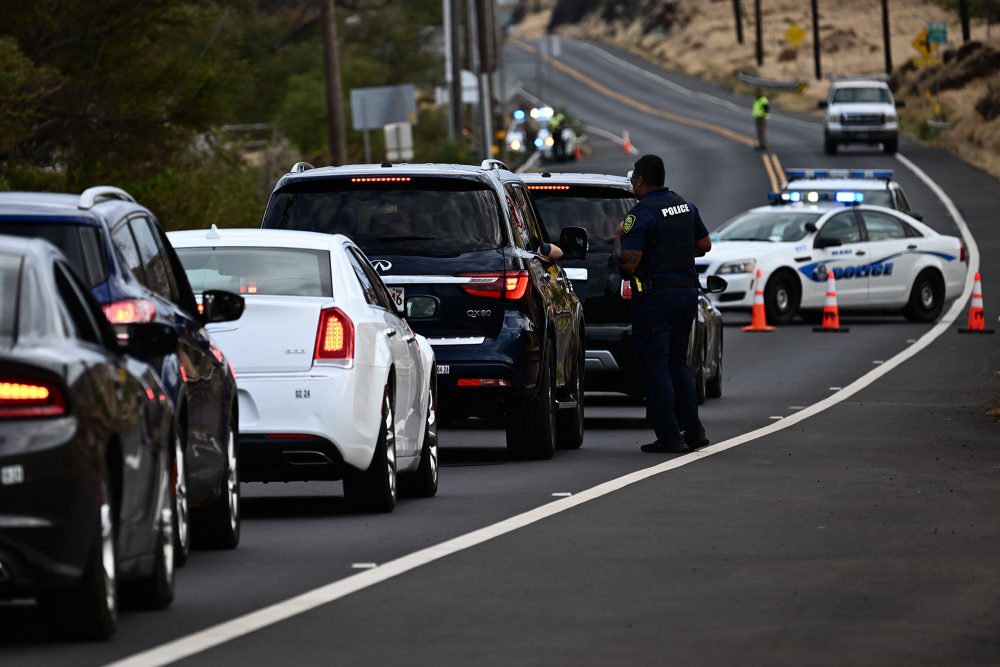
[633,155,665,188]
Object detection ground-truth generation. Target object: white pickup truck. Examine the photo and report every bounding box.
[819,80,903,155]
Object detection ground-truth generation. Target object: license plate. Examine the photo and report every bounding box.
[389,287,405,310]
[436,365,450,375]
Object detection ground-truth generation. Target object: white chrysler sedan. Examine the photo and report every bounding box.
[699,201,966,324]
[168,228,438,512]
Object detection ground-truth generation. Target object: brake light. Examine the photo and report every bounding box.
[457,378,511,387]
[459,271,530,300]
[314,307,354,361]
[102,299,156,324]
[960,244,967,263]
[0,380,67,419]
[620,280,632,300]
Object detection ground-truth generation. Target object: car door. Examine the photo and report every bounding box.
[813,211,869,306]
[345,247,418,456]
[857,208,919,305]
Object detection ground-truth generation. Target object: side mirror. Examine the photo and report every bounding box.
[201,289,245,323]
[817,100,829,109]
[908,210,924,221]
[805,222,818,233]
[704,275,728,294]
[125,322,178,358]
[559,226,588,259]
[895,100,905,108]
[814,236,842,249]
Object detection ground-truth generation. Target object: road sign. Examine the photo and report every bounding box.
[912,27,940,67]
[350,84,417,131]
[928,21,948,44]
[785,23,806,47]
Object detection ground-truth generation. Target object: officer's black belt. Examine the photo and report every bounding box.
[633,277,699,292]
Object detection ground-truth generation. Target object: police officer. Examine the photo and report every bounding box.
[614,155,712,454]
[752,88,770,150]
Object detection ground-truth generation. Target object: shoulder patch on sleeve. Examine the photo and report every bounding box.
[623,214,636,233]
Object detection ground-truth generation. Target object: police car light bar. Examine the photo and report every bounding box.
[835,191,865,203]
[770,191,863,204]
[785,168,894,181]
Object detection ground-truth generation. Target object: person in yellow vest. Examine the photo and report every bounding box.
[752,88,770,150]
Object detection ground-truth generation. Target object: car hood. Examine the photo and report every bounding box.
[701,240,808,263]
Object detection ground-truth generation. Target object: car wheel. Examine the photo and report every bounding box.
[194,417,240,549]
[883,137,898,154]
[345,387,398,512]
[506,339,556,460]
[556,342,585,450]
[903,270,945,322]
[171,430,190,566]
[706,352,722,399]
[824,134,837,155]
[401,380,439,498]
[764,271,800,325]
[42,471,118,639]
[122,494,175,610]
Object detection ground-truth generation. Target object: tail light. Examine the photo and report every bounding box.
[458,271,530,300]
[960,243,967,264]
[620,279,632,300]
[0,379,67,419]
[314,307,354,361]
[102,299,157,324]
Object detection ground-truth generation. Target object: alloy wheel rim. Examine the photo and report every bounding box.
[920,284,934,309]
[385,394,396,500]
[99,500,117,619]
[776,287,790,311]
[173,435,189,553]
[225,429,239,531]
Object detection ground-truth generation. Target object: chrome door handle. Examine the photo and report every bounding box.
[405,336,416,344]
[385,329,397,338]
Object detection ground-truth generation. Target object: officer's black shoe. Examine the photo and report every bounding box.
[640,439,690,454]
[685,429,710,449]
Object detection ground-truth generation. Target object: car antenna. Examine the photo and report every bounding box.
[206,223,222,240]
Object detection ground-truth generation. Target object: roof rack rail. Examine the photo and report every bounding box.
[290,162,315,174]
[78,186,136,210]
[480,159,510,171]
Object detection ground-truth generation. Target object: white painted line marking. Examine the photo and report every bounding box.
[551,492,572,497]
[788,405,806,411]
[828,386,842,391]
[584,123,640,154]
[515,150,541,174]
[351,563,377,570]
[906,338,918,344]
[104,157,980,667]
[769,416,783,420]
[873,360,885,365]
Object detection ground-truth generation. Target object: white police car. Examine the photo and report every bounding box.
[698,195,967,324]
[781,168,922,220]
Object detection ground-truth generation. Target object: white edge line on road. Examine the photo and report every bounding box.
[104,153,978,667]
[515,150,541,174]
[583,123,640,154]
[565,37,819,130]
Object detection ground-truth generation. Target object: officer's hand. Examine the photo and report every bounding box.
[614,221,625,239]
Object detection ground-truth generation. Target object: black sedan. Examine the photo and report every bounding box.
[0,188,245,564]
[0,236,179,639]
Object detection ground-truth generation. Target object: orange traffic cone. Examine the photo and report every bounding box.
[742,268,775,332]
[574,143,582,160]
[622,130,632,155]
[813,268,849,332]
[958,272,995,334]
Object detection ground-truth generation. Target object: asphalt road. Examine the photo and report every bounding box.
[2,38,998,666]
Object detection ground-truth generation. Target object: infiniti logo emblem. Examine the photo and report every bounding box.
[371,259,392,272]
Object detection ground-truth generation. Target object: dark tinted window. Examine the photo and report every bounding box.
[262,177,503,257]
[817,213,863,245]
[349,247,395,311]
[0,221,108,287]
[344,248,379,305]
[54,263,102,346]
[511,185,547,250]
[717,210,822,243]
[130,217,175,299]
[530,186,635,249]
[504,185,531,251]
[0,253,20,346]
[113,221,145,281]
[177,247,333,297]
[860,210,906,241]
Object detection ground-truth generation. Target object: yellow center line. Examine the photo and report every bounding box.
[511,39,757,149]
[761,153,779,192]
[769,153,786,187]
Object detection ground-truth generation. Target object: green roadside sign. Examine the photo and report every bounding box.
[928,22,947,44]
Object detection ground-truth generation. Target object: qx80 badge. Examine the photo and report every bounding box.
[371,259,392,272]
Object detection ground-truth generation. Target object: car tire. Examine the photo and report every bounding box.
[122,498,175,610]
[193,416,240,549]
[695,352,707,406]
[556,342,585,450]
[903,270,945,322]
[506,339,556,460]
[706,354,722,399]
[824,134,837,155]
[764,271,800,325]
[42,471,118,640]
[400,379,439,499]
[345,387,398,512]
[883,136,898,154]
[171,430,190,567]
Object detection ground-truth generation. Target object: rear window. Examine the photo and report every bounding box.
[175,247,333,297]
[0,254,20,346]
[0,221,108,287]
[261,177,503,257]
[529,186,635,249]
[832,87,892,104]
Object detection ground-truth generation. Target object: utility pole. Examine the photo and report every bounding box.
[960,0,971,42]
[881,0,892,75]
[321,0,347,165]
[754,0,762,65]
[811,0,822,80]
[448,0,463,139]
[732,0,744,44]
[477,0,495,159]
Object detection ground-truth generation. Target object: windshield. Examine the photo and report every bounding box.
[176,247,333,297]
[832,87,892,104]
[530,186,635,249]
[0,221,108,287]
[716,210,822,243]
[0,253,20,346]
[262,178,503,257]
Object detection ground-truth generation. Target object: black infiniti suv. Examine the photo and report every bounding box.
[261,160,587,459]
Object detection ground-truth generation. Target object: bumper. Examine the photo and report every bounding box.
[826,124,898,143]
[236,367,383,475]
[582,324,644,394]
[705,272,755,309]
[0,418,98,596]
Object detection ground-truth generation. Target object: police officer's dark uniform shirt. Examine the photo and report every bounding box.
[620,187,709,290]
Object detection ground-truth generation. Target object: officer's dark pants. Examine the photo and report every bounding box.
[631,288,703,442]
